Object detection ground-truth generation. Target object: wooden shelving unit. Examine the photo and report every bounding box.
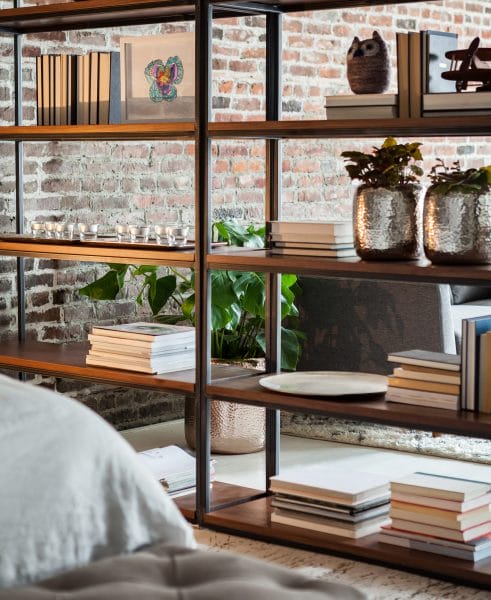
[1,0,490,589]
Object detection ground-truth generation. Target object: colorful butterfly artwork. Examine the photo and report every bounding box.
[144,56,184,103]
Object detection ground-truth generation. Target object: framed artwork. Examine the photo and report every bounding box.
[120,33,195,123]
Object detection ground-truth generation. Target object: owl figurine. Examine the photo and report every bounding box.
[347,31,390,94]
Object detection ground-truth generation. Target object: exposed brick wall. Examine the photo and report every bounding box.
[0,1,491,432]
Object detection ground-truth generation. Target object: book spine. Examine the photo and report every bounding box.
[396,32,409,119]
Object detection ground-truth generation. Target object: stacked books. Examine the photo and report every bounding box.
[138,445,215,498]
[269,466,390,539]
[461,314,491,412]
[36,51,120,125]
[86,322,195,374]
[269,221,356,258]
[324,93,398,120]
[380,472,491,562]
[386,349,461,410]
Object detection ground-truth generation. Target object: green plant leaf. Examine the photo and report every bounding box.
[148,274,177,315]
[281,326,303,371]
[211,304,231,330]
[181,294,196,322]
[79,270,121,300]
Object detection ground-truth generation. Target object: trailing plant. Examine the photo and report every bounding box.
[428,159,491,196]
[79,221,304,370]
[341,136,424,188]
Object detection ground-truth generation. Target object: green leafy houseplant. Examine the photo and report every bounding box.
[341,136,424,188]
[79,221,303,370]
[428,159,491,195]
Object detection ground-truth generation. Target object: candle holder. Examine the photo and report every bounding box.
[31,222,45,237]
[78,223,99,241]
[129,225,150,243]
[166,224,189,245]
[44,222,57,238]
[115,224,130,242]
[54,223,67,239]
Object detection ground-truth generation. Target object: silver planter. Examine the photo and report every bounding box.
[353,184,423,260]
[185,358,265,454]
[424,187,491,264]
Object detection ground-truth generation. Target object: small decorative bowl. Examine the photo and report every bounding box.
[166,224,189,245]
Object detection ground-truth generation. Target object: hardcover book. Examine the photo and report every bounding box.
[387,349,461,371]
[390,472,491,502]
[91,322,195,342]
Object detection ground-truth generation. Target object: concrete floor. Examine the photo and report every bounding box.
[121,418,491,491]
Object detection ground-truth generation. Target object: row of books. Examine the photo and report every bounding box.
[138,444,215,498]
[386,349,461,410]
[325,29,491,120]
[35,51,120,126]
[85,321,195,374]
[269,220,357,258]
[462,314,491,412]
[381,472,491,562]
[269,465,391,539]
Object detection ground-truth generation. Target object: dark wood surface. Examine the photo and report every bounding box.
[0,340,252,392]
[208,249,491,284]
[207,375,491,439]
[203,494,491,588]
[0,0,436,33]
[174,481,263,521]
[0,238,195,266]
[0,123,195,141]
[209,116,491,138]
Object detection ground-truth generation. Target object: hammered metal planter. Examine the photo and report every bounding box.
[353,184,423,260]
[185,359,265,454]
[424,188,491,265]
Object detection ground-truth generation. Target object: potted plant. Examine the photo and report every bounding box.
[79,221,303,453]
[424,159,491,264]
[341,136,424,260]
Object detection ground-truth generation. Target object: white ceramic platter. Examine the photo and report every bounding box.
[258,371,388,397]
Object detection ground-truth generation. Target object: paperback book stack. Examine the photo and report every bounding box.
[138,445,215,498]
[269,466,390,539]
[269,221,356,258]
[86,322,195,374]
[380,472,491,562]
[386,349,461,410]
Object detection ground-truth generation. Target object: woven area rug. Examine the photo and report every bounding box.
[195,528,489,600]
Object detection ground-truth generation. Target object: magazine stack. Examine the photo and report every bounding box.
[380,472,491,562]
[86,322,195,374]
[269,466,390,539]
[269,221,356,258]
[138,445,215,498]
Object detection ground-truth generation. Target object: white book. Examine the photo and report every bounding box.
[380,525,491,552]
[271,508,390,539]
[378,532,491,561]
[271,233,354,244]
[138,445,196,482]
[86,352,195,374]
[270,221,352,236]
[389,505,490,531]
[392,367,461,385]
[270,466,389,505]
[324,93,398,107]
[88,348,195,368]
[389,518,491,542]
[89,339,194,357]
[325,105,398,119]
[90,322,195,344]
[390,490,491,513]
[390,472,491,502]
[387,349,461,371]
[271,247,357,258]
[423,91,491,111]
[386,387,458,410]
[273,241,354,250]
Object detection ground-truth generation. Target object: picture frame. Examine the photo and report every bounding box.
[120,33,195,123]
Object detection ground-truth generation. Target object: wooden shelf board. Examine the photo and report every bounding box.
[174,481,263,521]
[208,249,491,285]
[0,123,195,142]
[209,117,491,139]
[203,495,491,588]
[0,341,253,393]
[0,238,195,266]
[207,375,491,439]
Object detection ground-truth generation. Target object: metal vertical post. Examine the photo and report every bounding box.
[264,12,282,487]
[195,0,213,521]
[14,29,26,347]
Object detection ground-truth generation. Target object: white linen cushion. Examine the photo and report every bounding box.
[0,373,195,588]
